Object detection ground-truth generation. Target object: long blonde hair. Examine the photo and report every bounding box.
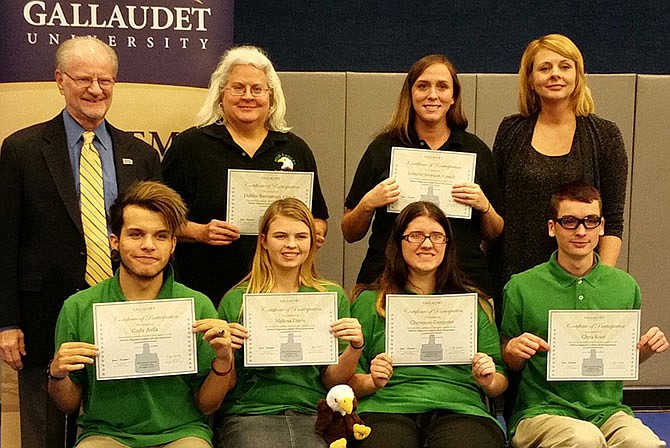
[518,33,595,116]
[240,198,332,293]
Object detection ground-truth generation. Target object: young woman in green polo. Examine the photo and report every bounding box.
[349,201,508,448]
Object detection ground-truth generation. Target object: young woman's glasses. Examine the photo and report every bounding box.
[402,231,448,244]
[553,215,602,230]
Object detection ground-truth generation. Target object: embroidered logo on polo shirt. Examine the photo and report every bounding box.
[274,154,295,171]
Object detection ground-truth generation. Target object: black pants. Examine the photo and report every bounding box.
[18,364,76,448]
[355,411,506,448]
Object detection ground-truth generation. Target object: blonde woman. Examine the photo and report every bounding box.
[493,34,627,288]
[215,198,362,448]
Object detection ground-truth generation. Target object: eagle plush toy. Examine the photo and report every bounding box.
[315,384,372,448]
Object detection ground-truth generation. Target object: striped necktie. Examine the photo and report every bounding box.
[80,131,113,285]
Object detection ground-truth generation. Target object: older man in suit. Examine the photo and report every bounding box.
[0,36,160,448]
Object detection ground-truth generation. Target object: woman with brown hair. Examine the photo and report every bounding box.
[349,201,507,448]
[343,54,503,298]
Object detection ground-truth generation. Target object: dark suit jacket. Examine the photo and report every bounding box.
[0,114,161,365]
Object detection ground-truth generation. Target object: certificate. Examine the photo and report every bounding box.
[385,293,478,366]
[227,169,314,234]
[243,292,338,367]
[93,298,197,381]
[388,147,476,218]
[547,310,640,381]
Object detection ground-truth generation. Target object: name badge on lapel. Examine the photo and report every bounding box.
[122,158,134,165]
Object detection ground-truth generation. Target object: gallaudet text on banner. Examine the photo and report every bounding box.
[2,1,234,87]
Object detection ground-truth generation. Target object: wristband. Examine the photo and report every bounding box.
[47,359,66,381]
[211,358,233,376]
[350,341,365,350]
[482,200,491,215]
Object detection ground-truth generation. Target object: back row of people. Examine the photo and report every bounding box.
[160,32,626,318]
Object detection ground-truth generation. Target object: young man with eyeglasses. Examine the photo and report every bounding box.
[0,36,159,448]
[500,181,667,447]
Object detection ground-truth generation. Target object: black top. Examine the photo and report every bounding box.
[345,127,502,296]
[162,124,329,305]
[0,115,160,364]
[492,113,627,283]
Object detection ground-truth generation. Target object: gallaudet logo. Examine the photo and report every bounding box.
[23,1,212,49]
[3,1,232,86]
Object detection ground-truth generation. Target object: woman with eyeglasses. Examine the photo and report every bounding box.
[162,45,329,307]
[215,198,363,448]
[349,201,507,448]
[343,54,503,301]
[492,34,627,290]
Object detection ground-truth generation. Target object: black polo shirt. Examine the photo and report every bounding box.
[344,127,502,296]
[162,124,329,305]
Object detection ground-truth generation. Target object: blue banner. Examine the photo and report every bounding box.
[1,1,234,87]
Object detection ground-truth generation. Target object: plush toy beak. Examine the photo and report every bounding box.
[339,397,353,415]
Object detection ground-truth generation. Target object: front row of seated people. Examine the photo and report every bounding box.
[48,180,667,447]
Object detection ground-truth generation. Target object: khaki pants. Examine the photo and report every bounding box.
[1,364,20,448]
[512,411,666,448]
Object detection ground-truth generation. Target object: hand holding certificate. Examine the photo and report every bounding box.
[93,298,197,381]
[243,292,339,367]
[227,169,314,234]
[547,310,640,381]
[385,293,477,366]
[388,147,476,218]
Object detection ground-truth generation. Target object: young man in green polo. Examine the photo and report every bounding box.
[48,181,235,447]
[501,181,667,447]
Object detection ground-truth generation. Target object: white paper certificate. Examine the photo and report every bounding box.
[547,310,640,381]
[93,298,197,381]
[243,292,338,367]
[227,169,314,235]
[388,147,477,218]
[385,293,478,366]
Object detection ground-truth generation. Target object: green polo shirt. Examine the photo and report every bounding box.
[501,252,640,436]
[54,268,218,447]
[217,283,350,415]
[350,289,504,425]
